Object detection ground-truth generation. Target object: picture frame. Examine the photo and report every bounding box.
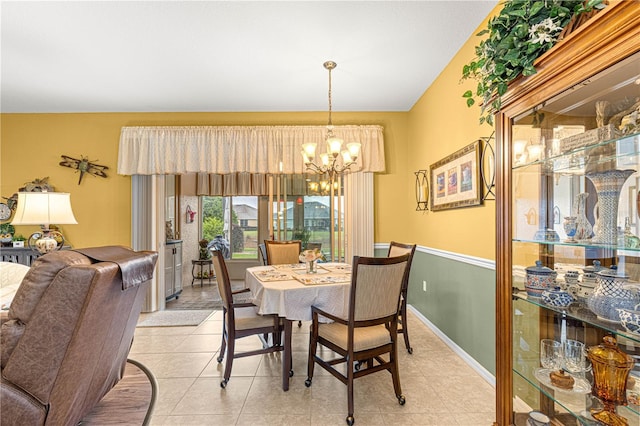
[430,140,482,211]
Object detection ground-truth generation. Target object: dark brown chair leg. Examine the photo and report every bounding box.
[390,345,405,405]
[305,318,318,387]
[400,296,413,354]
[217,307,227,362]
[221,337,235,388]
[346,363,355,425]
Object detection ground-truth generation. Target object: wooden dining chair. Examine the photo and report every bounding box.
[258,243,268,265]
[210,250,283,388]
[305,254,411,426]
[264,240,302,265]
[264,239,303,327]
[388,241,417,354]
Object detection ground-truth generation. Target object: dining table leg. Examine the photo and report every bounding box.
[283,318,293,391]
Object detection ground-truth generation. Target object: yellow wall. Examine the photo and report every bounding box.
[398,14,497,260]
[1,112,407,249]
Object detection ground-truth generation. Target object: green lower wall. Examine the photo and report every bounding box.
[376,246,496,375]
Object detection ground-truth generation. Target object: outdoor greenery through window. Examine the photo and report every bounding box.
[201,175,343,261]
[202,196,258,260]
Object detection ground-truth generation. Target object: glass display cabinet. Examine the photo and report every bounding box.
[495,3,640,425]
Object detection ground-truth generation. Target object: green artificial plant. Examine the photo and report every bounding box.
[462,0,605,126]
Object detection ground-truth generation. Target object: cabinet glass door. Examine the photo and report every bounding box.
[511,51,640,425]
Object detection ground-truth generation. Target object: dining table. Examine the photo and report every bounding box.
[245,262,353,391]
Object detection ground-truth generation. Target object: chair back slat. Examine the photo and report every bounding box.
[351,256,409,322]
[264,240,301,265]
[387,241,416,288]
[388,245,411,257]
[211,251,231,309]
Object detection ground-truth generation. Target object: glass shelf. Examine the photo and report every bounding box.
[513,295,640,424]
[513,238,640,252]
[513,367,640,423]
[513,130,640,173]
[513,291,640,345]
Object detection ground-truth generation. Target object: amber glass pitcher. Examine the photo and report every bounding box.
[587,335,634,426]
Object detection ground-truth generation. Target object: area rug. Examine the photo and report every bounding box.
[165,280,252,311]
[136,309,214,327]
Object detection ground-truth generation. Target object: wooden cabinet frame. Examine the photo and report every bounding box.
[494,2,640,424]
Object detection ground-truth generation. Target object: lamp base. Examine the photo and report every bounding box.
[28,230,64,254]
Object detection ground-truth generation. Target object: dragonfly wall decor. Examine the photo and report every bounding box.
[59,155,109,185]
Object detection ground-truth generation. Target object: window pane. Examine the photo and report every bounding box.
[201,196,258,260]
[202,196,229,258]
[231,196,258,259]
[271,175,344,259]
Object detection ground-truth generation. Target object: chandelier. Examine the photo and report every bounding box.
[301,61,361,179]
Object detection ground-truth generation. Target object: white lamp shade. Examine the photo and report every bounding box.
[302,143,317,160]
[320,153,330,167]
[326,136,343,156]
[346,142,361,159]
[11,192,78,226]
[341,150,352,163]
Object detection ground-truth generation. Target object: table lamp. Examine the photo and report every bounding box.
[11,192,78,254]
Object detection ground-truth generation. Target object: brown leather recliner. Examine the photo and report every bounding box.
[0,246,158,426]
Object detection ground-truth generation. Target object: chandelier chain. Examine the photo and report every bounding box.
[324,61,336,128]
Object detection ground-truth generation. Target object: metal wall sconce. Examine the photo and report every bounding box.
[415,170,429,211]
[480,133,496,201]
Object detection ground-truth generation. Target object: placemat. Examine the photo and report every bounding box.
[253,270,293,282]
[294,274,351,285]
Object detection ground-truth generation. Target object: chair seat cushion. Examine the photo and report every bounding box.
[318,322,391,352]
[234,306,277,331]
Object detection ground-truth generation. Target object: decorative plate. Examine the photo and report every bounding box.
[533,368,591,394]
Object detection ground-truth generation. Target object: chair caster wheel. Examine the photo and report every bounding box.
[220,380,228,388]
[217,356,223,363]
[407,347,413,354]
[397,395,406,405]
[305,378,312,387]
[289,370,294,377]
[346,415,355,425]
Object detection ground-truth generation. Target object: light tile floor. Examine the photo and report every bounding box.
[132,310,495,425]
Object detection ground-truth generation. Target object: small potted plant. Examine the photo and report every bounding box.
[198,239,211,260]
[0,223,15,246]
[12,234,26,248]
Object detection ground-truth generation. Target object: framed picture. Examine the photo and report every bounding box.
[430,140,482,211]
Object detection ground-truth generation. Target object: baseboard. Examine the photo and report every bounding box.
[408,304,496,388]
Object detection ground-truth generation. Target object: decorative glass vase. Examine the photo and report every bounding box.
[563,216,578,242]
[306,260,317,274]
[586,170,635,245]
[621,217,640,248]
[587,336,634,426]
[573,192,593,240]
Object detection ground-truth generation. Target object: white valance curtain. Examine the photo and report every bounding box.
[117,125,385,176]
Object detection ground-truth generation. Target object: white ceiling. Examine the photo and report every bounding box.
[1,1,496,113]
